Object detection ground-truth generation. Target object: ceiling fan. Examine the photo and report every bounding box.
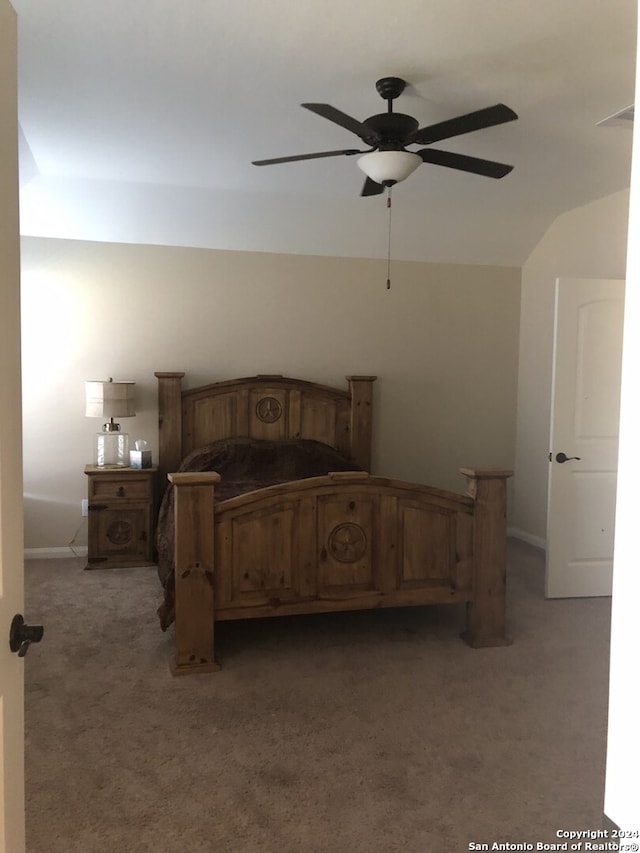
[252,77,518,196]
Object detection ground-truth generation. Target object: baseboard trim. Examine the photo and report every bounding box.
[507,527,546,551]
[24,546,87,559]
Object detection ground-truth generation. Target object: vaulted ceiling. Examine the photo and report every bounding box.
[13,0,637,266]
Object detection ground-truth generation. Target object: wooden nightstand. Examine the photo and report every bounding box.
[84,466,157,569]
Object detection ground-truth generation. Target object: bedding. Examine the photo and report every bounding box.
[156,437,360,629]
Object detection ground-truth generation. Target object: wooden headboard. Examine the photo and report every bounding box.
[155,373,377,490]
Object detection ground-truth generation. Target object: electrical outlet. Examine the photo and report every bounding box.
[81,499,89,517]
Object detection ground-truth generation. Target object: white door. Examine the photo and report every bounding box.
[546,277,625,598]
[0,2,26,850]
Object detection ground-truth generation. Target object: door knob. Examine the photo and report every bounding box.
[555,452,581,463]
[9,614,44,657]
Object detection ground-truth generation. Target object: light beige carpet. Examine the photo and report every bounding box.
[24,540,611,852]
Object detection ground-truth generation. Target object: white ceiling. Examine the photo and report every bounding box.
[13,0,637,266]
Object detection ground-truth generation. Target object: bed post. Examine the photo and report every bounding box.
[155,372,185,499]
[346,375,376,471]
[459,468,513,648]
[169,471,222,676]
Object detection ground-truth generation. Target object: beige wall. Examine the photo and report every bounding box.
[512,189,630,545]
[21,237,520,551]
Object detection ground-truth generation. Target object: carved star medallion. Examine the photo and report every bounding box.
[328,523,367,563]
[106,518,133,546]
[256,396,283,423]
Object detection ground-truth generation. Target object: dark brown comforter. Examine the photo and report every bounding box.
[156,438,360,629]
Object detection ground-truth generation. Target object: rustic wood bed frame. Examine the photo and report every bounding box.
[156,371,512,676]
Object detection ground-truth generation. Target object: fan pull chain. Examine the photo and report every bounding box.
[386,187,392,290]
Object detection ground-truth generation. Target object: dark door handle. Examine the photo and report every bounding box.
[9,614,44,657]
[555,452,581,463]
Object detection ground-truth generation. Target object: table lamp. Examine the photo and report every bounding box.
[85,378,136,467]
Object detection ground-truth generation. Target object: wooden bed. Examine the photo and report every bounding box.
[155,371,512,676]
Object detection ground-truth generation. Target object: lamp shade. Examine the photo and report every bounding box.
[85,380,136,419]
[357,150,422,186]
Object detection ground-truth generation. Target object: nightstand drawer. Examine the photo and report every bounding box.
[88,474,152,502]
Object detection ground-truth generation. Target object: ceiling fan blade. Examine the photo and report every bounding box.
[360,176,385,197]
[413,104,518,145]
[417,148,513,178]
[301,103,378,142]
[252,148,364,166]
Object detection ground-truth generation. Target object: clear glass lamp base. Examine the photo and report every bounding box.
[95,431,129,467]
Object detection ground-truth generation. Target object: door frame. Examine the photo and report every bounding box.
[0,2,25,850]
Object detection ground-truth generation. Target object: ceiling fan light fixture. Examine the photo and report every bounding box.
[357,150,422,186]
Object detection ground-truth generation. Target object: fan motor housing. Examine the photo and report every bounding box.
[363,113,419,147]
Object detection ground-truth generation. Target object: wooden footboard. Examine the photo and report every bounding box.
[167,468,512,676]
